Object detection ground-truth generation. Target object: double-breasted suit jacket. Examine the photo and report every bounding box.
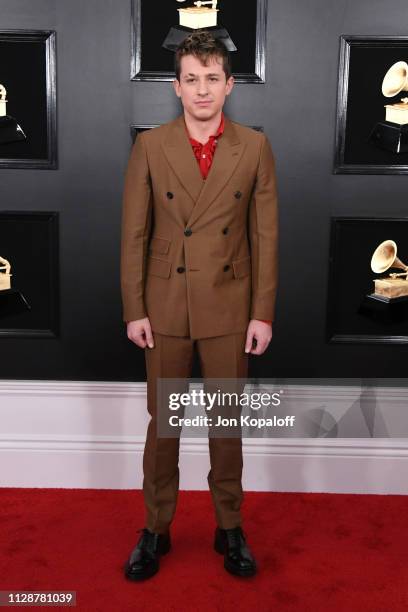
[120,114,278,340]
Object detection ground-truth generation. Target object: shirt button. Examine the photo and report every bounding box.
[184,228,192,237]
[234,191,242,199]
[223,264,230,271]
[202,154,206,158]
[167,191,174,199]
[222,227,229,234]
[177,266,185,273]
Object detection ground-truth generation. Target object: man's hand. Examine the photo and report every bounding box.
[245,320,273,355]
[126,317,154,349]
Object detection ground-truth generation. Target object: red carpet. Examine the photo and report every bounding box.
[1,489,408,611]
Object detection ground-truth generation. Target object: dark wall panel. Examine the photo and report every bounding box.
[1,0,407,381]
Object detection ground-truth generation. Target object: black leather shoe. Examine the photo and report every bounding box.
[124,528,171,581]
[214,526,257,577]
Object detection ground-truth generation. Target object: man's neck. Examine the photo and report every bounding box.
[183,110,223,144]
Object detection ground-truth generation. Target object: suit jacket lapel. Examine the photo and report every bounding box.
[187,116,246,228]
[161,114,246,228]
[161,115,204,204]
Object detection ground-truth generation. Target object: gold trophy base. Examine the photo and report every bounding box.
[385,103,408,125]
[373,277,408,299]
[0,274,11,291]
[178,8,218,29]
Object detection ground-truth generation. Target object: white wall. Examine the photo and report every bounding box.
[1,380,408,493]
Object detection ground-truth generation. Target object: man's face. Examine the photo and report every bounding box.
[173,53,234,121]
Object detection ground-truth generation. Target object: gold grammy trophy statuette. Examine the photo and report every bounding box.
[0,84,26,145]
[0,254,31,318]
[370,239,408,299]
[369,61,408,153]
[358,239,408,324]
[177,0,219,29]
[162,0,237,53]
[0,255,12,290]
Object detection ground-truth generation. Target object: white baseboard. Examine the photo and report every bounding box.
[1,380,408,494]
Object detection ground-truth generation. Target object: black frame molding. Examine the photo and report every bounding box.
[0,211,59,338]
[0,29,57,169]
[334,35,408,175]
[326,216,408,345]
[130,0,267,83]
[129,122,263,143]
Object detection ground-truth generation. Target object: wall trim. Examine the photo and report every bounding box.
[1,380,408,493]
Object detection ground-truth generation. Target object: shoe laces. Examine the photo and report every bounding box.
[136,528,159,554]
[225,526,245,548]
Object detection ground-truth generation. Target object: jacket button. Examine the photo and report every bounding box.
[222,227,229,234]
[177,266,185,273]
[166,191,174,199]
[184,228,192,236]
[223,264,230,271]
[234,191,242,199]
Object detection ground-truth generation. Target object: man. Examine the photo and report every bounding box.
[120,31,278,580]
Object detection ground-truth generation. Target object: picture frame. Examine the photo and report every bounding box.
[0,30,57,169]
[130,124,159,143]
[0,211,59,337]
[326,217,408,344]
[334,35,408,175]
[130,0,267,83]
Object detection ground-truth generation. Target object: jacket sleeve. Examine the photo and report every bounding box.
[120,132,153,323]
[248,133,279,322]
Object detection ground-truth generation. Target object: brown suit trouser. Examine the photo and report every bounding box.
[143,330,248,534]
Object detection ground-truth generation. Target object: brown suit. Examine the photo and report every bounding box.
[121,114,278,339]
[120,114,278,533]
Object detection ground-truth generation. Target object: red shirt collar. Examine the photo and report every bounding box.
[186,112,225,146]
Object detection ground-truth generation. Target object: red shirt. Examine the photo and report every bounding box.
[186,114,272,326]
[187,112,225,180]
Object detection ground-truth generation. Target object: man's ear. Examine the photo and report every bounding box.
[225,75,235,97]
[173,78,181,98]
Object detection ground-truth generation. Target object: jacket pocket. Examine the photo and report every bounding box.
[232,255,251,279]
[149,236,171,255]
[146,255,171,279]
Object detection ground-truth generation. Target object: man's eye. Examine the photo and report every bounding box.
[210,77,218,82]
[186,78,195,83]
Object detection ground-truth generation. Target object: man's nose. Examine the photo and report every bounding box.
[197,79,209,96]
